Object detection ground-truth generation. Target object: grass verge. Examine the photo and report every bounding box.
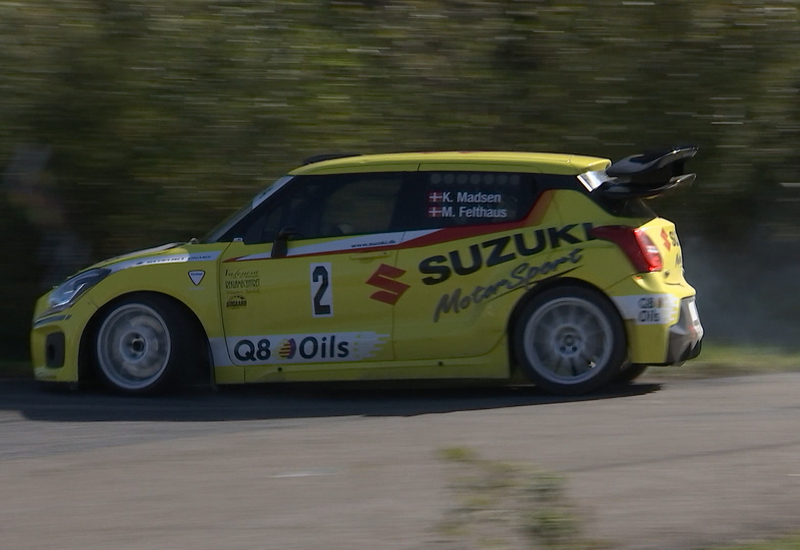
[701,535,800,550]
[644,342,800,380]
[437,448,800,550]
[436,447,610,549]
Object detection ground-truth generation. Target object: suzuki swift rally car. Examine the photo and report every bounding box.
[31,148,703,395]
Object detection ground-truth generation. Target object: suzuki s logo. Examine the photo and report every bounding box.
[366,264,410,305]
[661,228,671,251]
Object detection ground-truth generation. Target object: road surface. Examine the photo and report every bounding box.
[2,373,800,549]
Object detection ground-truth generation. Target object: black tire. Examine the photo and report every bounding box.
[613,364,648,384]
[92,294,200,395]
[513,286,627,395]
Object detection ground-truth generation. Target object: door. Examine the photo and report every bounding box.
[392,170,562,362]
[217,172,407,381]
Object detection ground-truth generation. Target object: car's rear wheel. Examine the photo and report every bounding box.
[93,295,196,395]
[513,286,626,395]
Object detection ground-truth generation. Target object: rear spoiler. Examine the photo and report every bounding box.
[593,146,698,200]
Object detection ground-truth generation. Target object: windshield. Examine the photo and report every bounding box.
[201,176,293,243]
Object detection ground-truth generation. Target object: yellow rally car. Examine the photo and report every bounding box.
[31,148,703,395]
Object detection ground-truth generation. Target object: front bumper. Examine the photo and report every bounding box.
[30,297,98,383]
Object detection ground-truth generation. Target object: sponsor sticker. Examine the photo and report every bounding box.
[225,268,260,294]
[227,331,388,365]
[133,252,217,267]
[109,251,222,273]
[226,294,247,309]
[612,294,679,325]
[433,248,583,322]
[188,270,205,286]
[366,264,409,305]
[418,223,594,285]
[660,228,672,251]
[310,263,333,317]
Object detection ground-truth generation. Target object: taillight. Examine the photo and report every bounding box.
[590,225,663,273]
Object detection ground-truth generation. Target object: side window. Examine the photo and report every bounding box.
[317,175,402,237]
[241,205,283,244]
[240,173,405,243]
[395,172,538,230]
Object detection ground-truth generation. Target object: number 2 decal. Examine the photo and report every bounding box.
[310,263,333,317]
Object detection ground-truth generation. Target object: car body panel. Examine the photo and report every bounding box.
[31,296,96,382]
[638,218,686,286]
[391,190,563,364]
[219,240,397,382]
[31,243,234,383]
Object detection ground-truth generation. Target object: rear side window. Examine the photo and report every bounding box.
[319,175,401,235]
[392,171,538,230]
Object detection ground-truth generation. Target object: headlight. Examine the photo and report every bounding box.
[45,268,111,314]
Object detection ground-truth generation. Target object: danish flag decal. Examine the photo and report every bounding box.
[428,206,444,218]
[428,191,448,203]
[366,264,410,305]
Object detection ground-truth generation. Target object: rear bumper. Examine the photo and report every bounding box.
[664,296,703,364]
[629,296,703,367]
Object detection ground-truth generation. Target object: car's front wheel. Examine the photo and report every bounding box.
[93,295,197,395]
[513,286,627,395]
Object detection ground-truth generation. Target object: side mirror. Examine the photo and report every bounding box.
[272,226,298,258]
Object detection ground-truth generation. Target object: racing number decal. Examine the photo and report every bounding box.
[310,263,333,317]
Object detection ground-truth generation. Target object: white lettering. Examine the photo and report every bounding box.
[457,206,508,218]
[456,191,502,203]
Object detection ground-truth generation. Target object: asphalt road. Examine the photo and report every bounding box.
[2,373,800,550]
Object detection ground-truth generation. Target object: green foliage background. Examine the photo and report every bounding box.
[3,0,800,359]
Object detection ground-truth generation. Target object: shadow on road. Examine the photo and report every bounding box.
[0,379,661,422]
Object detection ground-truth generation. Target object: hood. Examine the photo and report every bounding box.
[93,242,226,275]
[93,242,184,270]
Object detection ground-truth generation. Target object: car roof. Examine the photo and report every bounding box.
[289,151,611,176]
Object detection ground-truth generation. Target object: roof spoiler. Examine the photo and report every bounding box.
[599,145,698,200]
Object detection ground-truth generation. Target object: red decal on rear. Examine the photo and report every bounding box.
[660,228,671,251]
